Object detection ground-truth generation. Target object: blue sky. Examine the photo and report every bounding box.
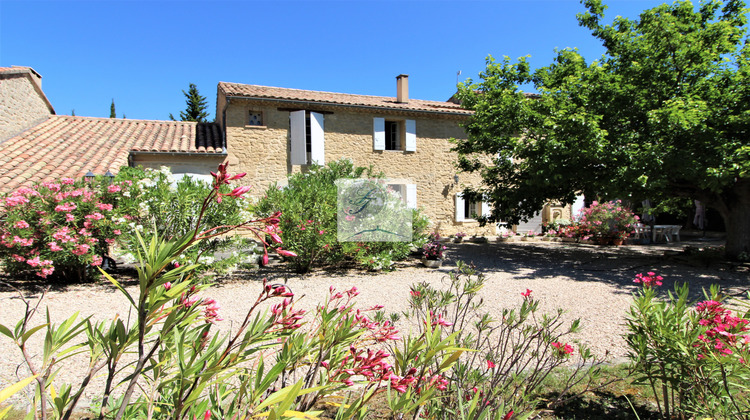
[1,0,669,121]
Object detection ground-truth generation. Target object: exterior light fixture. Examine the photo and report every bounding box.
[104,170,115,184]
[84,170,96,182]
[454,175,459,184]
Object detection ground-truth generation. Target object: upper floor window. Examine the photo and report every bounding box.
[373,118,416,152]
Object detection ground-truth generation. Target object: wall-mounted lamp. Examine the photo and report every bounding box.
[453,175,460,184]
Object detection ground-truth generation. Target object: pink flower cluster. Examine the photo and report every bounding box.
[634,272,663,288]
[0,178,135,278]
[694,300,750,359]
[551,341,574,357]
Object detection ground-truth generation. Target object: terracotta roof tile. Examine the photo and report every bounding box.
[218,82,472,116]
[0,116,224,194]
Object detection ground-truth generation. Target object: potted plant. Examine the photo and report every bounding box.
[470,234,489,243]
[421,234,446,267]
[497,230,517,242]
[521,231,538,241]
[454,232,467,243]
[578,200,638,245]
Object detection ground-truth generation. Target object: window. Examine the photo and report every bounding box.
[374,118,416,152]
[388,183,417,209]
[248,110,263,126]
[455,193,489,222]
[385,121,400,150]
[290,110,324,165]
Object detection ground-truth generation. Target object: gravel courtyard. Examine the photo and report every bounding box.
[1,238,747,407]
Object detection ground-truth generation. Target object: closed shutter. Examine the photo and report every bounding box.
[373,117,385,151]
[310,112,325,165]
[406,184,417,209]
[455,193,465,222]
[405,119,416,152]
[290,110,307,165]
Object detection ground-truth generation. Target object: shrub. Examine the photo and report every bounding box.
[625,273,750,419]
[256,159,429,273]
[114,166,255,274]
[577,200,638,240]
[0,177,136,281]
[392,262,607,418]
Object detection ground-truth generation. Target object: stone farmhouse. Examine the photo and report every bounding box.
[0,67,566,235]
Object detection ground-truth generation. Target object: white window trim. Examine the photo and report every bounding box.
[455,193,489,222]
[291,110,325,165]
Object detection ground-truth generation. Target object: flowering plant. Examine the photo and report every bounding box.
[0,177,137,281]
[578,200,638,240]
[422,234,446,260]
[455,231,467,238]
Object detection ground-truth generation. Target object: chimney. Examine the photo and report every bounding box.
[396,74,409,103]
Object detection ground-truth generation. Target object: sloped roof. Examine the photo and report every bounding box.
[219,82,472,116]
[0,115,224,194]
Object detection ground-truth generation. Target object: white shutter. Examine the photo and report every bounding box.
[290,110,307,165]
[406,184,417,209]
[482,200,492,217]
[310,112,325,165]
[455,193,465,222]
[373,117,385,151]
[405,119,416,152]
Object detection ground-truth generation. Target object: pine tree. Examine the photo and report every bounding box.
[170,84,210,122]
[110,100,116,118]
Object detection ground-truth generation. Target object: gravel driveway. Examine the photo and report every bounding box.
[1,238,747,408]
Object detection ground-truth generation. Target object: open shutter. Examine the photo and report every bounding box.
[290,110,307,165]
[310,112,325,165]
[406,184,417,209]
[405,119,416,152]
[482,200,492,218]
[373,117,385,151]
[455,193,465,222]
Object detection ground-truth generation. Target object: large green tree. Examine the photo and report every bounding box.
[170,83,210,122]
[454,0,750,259]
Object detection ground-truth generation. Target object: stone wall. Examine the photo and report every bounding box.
[0,72,52,141]
[223,99,496,236]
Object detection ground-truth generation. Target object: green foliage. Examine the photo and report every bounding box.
[169,83,210,122]
[626,278,750,419]
[114,166,257,274]
[454,0,750,259]
[393,262,607,418]
[109,99,115,118]
[256,159,429,273]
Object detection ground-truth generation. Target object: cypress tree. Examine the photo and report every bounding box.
[110,99,116,118]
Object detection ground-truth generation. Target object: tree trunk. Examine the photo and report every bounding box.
[720,185,750,261]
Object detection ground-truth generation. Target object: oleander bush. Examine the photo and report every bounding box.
[0,176,137,281]
[626,272,750,419]
[256,159,430,273]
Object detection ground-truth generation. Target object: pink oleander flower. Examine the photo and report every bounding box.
[487,360,496,369]
[345,215,355,221]
[14,220,30,229]
[85,212,105,221]
[61,177,75,185]
[49,242,63,252]
[96,203,113,211]
[552,341,574,356]
[55,202,77,212]
[276,248,297,257]
[91,255,103,266]
[65,213,75,222]
[634,272,663,288]
[39,267,54,278]
[12,254,25,262]
[71,243,90,256]
[164,281,172,290]
[107,184,121,193]
[521,288,532,298]
[113,229,121,235]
